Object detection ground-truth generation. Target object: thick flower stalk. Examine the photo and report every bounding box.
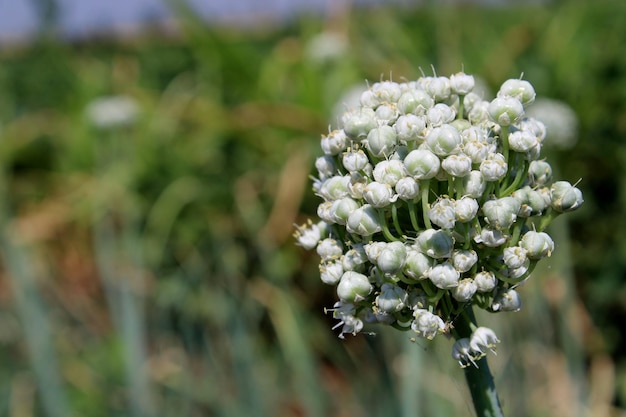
[295,71,583,415]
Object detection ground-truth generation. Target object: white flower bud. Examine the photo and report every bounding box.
[442,153,472,177]
[454,197,479,223]
[450,72,475,95]
[376,241,407,276]
[397,89,435,115]
[317,238,343,261]
[512,186,547,217]
[318,175,351,201]
[347,172,368,200]
[330,197,360,225]
[468,100,490,124]
[550,181,584,212]
[463,140,493,164]
[427,103,456,126]
[395,114,427,143]
[488,96,524,126]
[404,149,441,179]
[482,197,521,230]
[342,149,369,172]
[492,288,522,312]
[480,153,508,181]
[429,197,457,229]
[508,129,540,154]
[363,181,395,208]
[342,244,369,272]
[503,246,528,269]
[317,201,334,223]
[498,79,536,107]
[395,177,421,200]
[474,227,507,247]
[520,231,554,259]
[417,229,454,259]
[412,309,445,339]
[452,278,477,302]
[366,125,397,158]
[376,283,408,313]
[425,124,462,157]
[462,170,486,198]
[346,204,383,236]
[404,248,433,280]
[315,155,337,180]
[364,241,387,263]
[337,271,373,302]
[343,108,377,140]
[452,249,478,273]
[528,160,553,187]
[469,327,500,357]
[371,80,403,103]
[373,160,407,186]
[424,76,451,102]
[320,260,344,285]
[375,103,400,125]
[427,261,460,289]
[474,270,497,292]
[321,129,349,155]
[463,92,483,113]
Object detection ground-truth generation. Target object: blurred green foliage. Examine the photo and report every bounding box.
[1,0,625,416]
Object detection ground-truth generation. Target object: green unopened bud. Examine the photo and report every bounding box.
[343,108,377,140]
[404,248,433,281]
[397,89,434,115]
[528,160,553,187]
[373,160,407,186]
[520,231,554,259]
[488,96,524,126]
[330,197,360,225]
[377,241,407,276]
[417,229,454,259]
[363,181,395,208]
[425,124,462,157]
[498,79,536,107]
[366,125,398,157]
[550,181,584,212]
[482,197,521,230]
[347,204,382,236]
[404,149,441,179]
[337,271,373,302]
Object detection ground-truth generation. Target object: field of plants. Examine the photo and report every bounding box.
[1,0,625,416]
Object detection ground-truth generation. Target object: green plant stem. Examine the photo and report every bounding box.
[454,307,505,417]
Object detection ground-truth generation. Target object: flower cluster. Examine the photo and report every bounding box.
[294,71,583,365]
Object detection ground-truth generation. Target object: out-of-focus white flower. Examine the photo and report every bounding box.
[525,98,578,149]
[305,31,348,64]
[86,95,139,129]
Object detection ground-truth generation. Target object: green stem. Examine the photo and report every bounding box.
[421,180,432,229]
[408,200,421,231]
[391,204,405,237]
[454,306,505,417]
[378,210,400,242]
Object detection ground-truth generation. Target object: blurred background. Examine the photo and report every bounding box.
[0,0,625,416]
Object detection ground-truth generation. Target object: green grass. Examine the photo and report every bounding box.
[1,1,626,415]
